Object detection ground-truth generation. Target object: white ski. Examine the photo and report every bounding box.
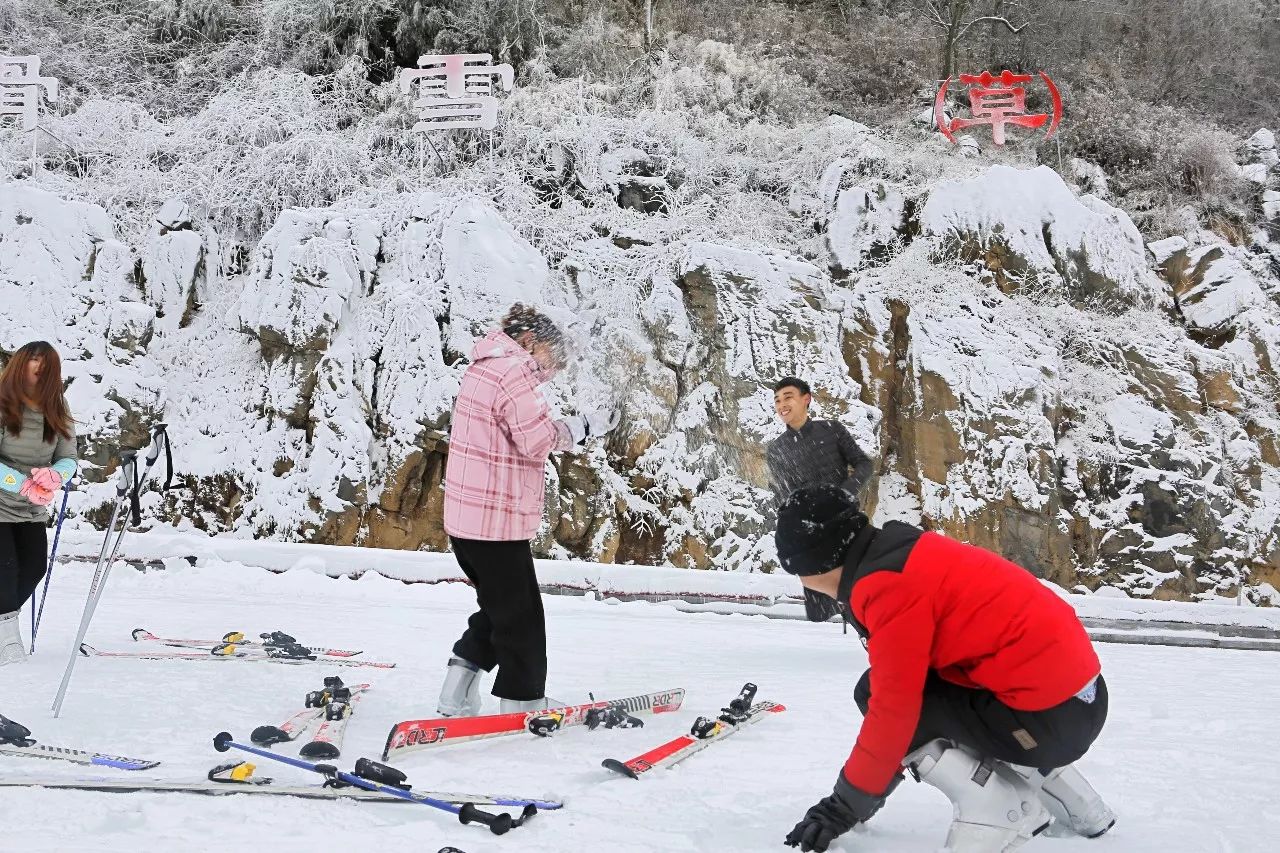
[0,776,562,808]
[0,742,160,771]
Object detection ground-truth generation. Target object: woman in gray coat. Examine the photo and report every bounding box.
[0,342,77,665]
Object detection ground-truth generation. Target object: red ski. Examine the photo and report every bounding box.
[383,687,685,761]
[602,684,784,779]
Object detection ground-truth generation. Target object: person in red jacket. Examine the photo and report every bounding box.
[775,485,1114,853]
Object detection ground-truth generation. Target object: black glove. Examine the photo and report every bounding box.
[784,774,890,852]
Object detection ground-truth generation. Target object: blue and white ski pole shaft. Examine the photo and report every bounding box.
[30,476,74,654]
[212,732,538,834]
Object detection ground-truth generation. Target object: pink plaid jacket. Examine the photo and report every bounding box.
[443,329,572,542]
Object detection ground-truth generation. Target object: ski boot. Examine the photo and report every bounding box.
[0,713,34,747]
[0,611,26,665]
[1012,764,1116,838]
[905,739,1050,853]
[500,696,564,714]
[437,657,483,717]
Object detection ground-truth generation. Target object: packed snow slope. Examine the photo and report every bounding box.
[1,557,1276,853]
[2,71,1279,604]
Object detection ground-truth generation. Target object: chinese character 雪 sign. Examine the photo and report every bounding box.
[399,53,515,132]
[0,55,58,131]
[934,70,1062,147]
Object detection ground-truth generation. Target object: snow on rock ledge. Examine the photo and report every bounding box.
[922,165,1167,308]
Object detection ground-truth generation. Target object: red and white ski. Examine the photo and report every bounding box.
[80,643,395,669]
[132,628,362,658]
[602,684,784,779]
[383,687,685,761]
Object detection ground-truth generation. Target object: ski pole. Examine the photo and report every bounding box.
[54,423,172,717]
[212,733,537,834]
[30,476,74,654]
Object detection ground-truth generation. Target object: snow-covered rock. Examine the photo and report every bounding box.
[1238,163,1269,185]
[1158,243,1269,333]
[1263,189,1280,221]
[6,101,1280,604]
[0,186,161,463]
[825,181,906,275]
[1069,158,1110,199]
[921,165,1167,308]
[1148,236,1189,266]
[1247,128,1275,152]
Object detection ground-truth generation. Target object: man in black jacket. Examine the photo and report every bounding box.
[767,377,873,506]
[767,377,875,622]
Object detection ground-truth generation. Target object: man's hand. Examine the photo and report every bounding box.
[784,775,890,852]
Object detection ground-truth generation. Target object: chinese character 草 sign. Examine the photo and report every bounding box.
[1,55,58,131]
[399,53,515,132]
[934,70,1062,147]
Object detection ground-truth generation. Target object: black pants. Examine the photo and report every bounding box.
[449,536,547,701]
[855,668,1108,772]
[0,521,48,614]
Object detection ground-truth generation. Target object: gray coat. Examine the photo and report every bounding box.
[0,405,78,523]
[766,418,873,507]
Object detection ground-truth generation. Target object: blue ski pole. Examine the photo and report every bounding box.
[212,733,539,834]
[30,477,73,654]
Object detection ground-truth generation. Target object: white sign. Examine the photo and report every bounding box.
[0,55,58,131]
[399,53,514,132]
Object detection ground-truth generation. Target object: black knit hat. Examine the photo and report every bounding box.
[775,485,867,576]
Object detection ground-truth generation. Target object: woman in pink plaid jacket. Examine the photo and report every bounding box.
[437,304,619,717]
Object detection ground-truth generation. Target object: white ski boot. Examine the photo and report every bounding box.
[500,696,565,714]
[906,739,1050,853]
[1012,764,1116,838]
[0,611,26,666]
[436,657,483,717]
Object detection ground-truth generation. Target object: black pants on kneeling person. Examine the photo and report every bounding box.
[854,668,1108,771]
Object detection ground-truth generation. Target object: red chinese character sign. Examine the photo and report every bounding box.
[934,70,1062,147]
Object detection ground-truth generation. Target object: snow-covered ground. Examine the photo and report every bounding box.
[2,554,1278,853]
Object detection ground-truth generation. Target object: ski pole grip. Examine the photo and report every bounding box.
[458,803,515,835]
[353,757,409,789]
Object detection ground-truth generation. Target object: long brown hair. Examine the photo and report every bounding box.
[0,341,73,442]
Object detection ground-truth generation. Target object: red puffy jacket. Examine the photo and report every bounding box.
[837,522,1101,795]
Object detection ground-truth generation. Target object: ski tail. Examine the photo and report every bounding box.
[251,708,325,746]
[0,741,160,771]
[382,687,686,761]
[602,699,784,779]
